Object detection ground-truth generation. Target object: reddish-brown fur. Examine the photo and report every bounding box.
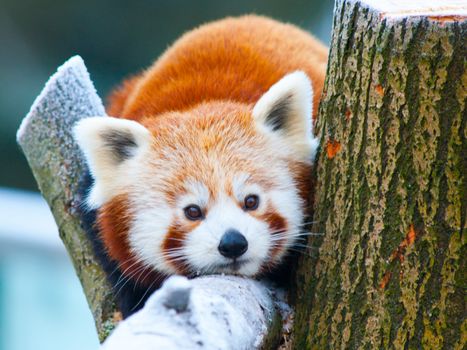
[98,194,161,284]
[162,224,190,274]
[100,15,327,277]
[98,194,133,272]
[107,15,327,121]
[260,209,288,260]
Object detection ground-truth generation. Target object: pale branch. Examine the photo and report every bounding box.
[102,275,286,350]
[16,56,286,347]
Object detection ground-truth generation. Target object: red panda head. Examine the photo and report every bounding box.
[74,71,318,281]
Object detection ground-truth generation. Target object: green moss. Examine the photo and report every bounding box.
[98,318,117,343]
[347,270,368,349]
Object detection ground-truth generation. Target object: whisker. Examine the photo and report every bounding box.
[284,248,319,257]
[114,264,148,294]
[164,247,186,254]
[114,276,134,296]
[162,251,185,258]
[130,286,155,311]
[268,228,325,238]
[108,257,134,278]
[296,220,321,226]
[162,255,189,263]
[289,243,319,250]
[165,238,186,243]
[114,260,143,288]
[130,277,162,312]
[133,267,153,291]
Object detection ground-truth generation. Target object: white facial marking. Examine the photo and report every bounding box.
[129,197,176,275]
[178,180,210,209]
[232,173,262,204]
[253,71,319,161]
[73,116,152,208]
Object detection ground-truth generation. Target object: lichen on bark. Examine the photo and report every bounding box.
[292,1,466,349]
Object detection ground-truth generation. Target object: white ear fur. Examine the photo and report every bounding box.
[253,71,318,161]
[73,116,151,207]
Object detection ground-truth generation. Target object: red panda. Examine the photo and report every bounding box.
[74,15,327,315]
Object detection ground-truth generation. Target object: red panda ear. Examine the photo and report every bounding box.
[73,116,151,207]
[253,71,318,161]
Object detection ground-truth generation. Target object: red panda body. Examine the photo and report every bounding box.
[75,15,327,315]
[108,15,327,121]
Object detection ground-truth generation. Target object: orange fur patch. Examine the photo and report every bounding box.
[263,211,287,233]
[106,75,140,117]
[289,160,314,211]
[98,194,133,270]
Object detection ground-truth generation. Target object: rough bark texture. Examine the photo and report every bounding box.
[16,56,284,347]
[293,1,466,349]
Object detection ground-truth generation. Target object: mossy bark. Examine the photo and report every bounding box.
[293,1,466,349]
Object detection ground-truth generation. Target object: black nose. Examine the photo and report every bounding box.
[218,229,248,259]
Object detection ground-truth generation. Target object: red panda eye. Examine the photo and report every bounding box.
[184,205,203,220]
[244,195,259,211]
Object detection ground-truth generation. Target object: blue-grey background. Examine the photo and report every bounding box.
[0,1,334,349]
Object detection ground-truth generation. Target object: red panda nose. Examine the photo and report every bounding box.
[218,229,248,259]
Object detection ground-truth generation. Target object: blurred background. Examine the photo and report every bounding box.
[0,0,333,349]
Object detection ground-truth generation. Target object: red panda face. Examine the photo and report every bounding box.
[74,71,318,279]
[163,176,294,276]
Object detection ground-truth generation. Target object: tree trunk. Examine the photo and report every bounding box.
[292,1,466,349]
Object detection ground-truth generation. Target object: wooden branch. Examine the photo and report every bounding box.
[16,56,285,347]
[292,0,466,348]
